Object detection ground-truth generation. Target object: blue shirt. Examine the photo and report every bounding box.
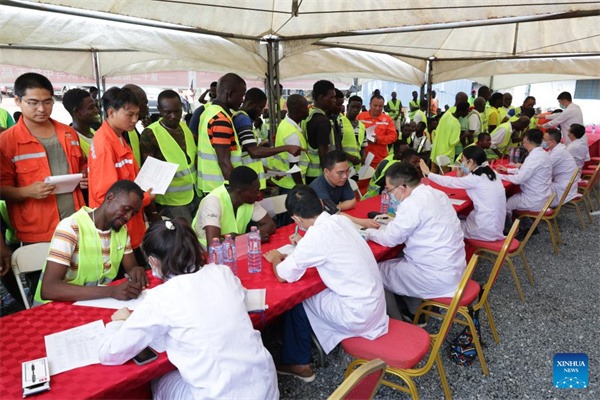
[310,174,355,205]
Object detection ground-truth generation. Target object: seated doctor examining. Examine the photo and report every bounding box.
[34,180,148,305]
[98,218,278,400]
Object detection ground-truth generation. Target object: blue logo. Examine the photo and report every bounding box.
[553,353,588,389]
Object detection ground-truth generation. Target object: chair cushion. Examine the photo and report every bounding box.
[430,279,480,307]
[582,169,595,176]
[342,319,430,370]
[578,180,589,188]
[466,237,520,253]
[514,208,554,217]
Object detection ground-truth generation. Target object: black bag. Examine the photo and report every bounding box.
[449,308,481,366]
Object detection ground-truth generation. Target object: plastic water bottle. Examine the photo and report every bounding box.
[221,234,237,276]
[508,147,515,163]
[208,237,223,264]
[380,191,390,214]
[388,195,397,217]
[514,147,521,163]
[247,227,262,273]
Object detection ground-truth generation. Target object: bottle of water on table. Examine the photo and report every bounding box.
[208,237,223,264]
[221,234,237,276]
[380,191,390,214]
[247,226,262,273]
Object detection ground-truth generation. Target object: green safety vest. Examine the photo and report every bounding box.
[197,103,243,193]
[387,99,402,120]
[34,207,127,304]
[0,108,13,129]
[148,120,198,206]
[301,107,334,178]
[233,110,267,190]
[268,118,309,190]
[193,184,254,248]
[490,121,513,155]
[340,116,365,166]
[408,100,419,120]
[126,129,141,167]
[0,200,17,244]
[413,109,428,129]
[362,157,399,200]
[455,142,477,163]
[78,128,95,159]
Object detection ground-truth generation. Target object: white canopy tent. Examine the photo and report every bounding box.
[1,0,598,126]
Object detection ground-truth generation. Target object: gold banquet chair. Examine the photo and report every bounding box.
[328,359,386,400]
[341,255,480,400]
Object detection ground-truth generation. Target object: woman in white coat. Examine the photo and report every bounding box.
[98,219,278,400]
[420,145,506,241]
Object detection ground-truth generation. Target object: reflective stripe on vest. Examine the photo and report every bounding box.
[340,116,365,165]
[234,110,267,189]
[193,185,254,248]
[12,152,46,163]
[34,207,127,304]
[301,107,333,178]
[149,120,197,206]
[197,104,242,193]
[269,119,309,190]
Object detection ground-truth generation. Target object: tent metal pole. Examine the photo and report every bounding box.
[425,58,433,120]
[274,40,281,133]
[92,50,104,120]
[266,40,277,145]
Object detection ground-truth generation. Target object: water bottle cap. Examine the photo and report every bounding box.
[224,234,232,239]
[212,238,220,243]
[250,226,257,231]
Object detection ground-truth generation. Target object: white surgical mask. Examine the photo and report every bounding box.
[460,162,470,175]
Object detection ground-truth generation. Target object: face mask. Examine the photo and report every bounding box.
[294,217,308,232]
[559,103,566,110]
[390,187,404,205]
[460,162,470,175]
[541,141,549,149]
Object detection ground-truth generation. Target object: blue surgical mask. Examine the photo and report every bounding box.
[559,103,566,110]
[541,141,549,149]
[460,162,470,175]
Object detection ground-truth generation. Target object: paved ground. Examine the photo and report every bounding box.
[2,204,598,399]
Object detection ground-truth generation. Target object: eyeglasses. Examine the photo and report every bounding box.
[21,98,55,108]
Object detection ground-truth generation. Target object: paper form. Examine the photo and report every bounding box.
[277,244,295,256]
[44,320,106,375]
[365,125,376,142]
[357,152,375,177]
[244,288,267,312]
[45,173,83,194]
[73,289,150,310]
[134,156,179,195]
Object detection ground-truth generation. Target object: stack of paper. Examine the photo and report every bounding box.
[244,288,267,312]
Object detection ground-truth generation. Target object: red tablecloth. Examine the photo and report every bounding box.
[0,203,400,400]
[587,133,600,158]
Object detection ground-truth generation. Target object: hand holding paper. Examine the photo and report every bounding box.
[134,157,179,195]
[44,173,83,194]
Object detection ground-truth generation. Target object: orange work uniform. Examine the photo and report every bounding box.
[357,111,398,167]
[88,121,151,249]
[0,118,86,242]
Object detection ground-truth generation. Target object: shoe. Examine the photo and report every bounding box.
[401,311,428,328]
[276,363,315,383]
[515,228,527,241]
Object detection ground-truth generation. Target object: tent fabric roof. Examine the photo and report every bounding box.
[1,0,599,86]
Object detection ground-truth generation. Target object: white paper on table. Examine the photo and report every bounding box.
[235,233,249,259]
[45,173,83,194]
[134,156,178,195]
[357,152,375,178]
[244,288,268,312]
[73,289,150,310]
[277,244,296,256]
[365,125,376,142]
[44,320,106,375]
[449,198,466,206]
[286,165,302,174]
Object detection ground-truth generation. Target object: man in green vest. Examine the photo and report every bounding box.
[340,95,366,167]
[34,180,148,304]
[408,91,419,121]
[140,90,200,223]
[302,80,337,183]
[430,102,470,172]
[232,88,302,190]
[489,116,530,158]
[386,91,403,131]
[363,145,419,199]
[63,88,100,158]
[197,73,247,193]
[269,94,310,193]
[194,166,276,249]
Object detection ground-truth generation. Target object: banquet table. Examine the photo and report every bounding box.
[587,132,600,158]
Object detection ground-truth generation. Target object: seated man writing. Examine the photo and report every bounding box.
[264,185,388,382]
[34,180,148,304]
[310,150,379,228]
[194,165,276,249]
[365,162,466,323]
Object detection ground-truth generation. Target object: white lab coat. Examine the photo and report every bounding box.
[543,103,584,144]
[500,146,554,215]
[565,135,591,179]
[366,185,466,299]
[548,143,579,207]
[276,213,388,354]
[427,171,506,241]
[98,264,279,400]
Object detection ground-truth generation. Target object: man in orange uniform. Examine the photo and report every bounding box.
[357,94,398,167]
[88,87,157,257]
[0,72,87,303]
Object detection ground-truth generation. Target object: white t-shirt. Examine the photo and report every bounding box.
[196,196,267,243]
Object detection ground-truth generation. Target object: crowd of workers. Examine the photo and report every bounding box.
[0,71,592,398]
